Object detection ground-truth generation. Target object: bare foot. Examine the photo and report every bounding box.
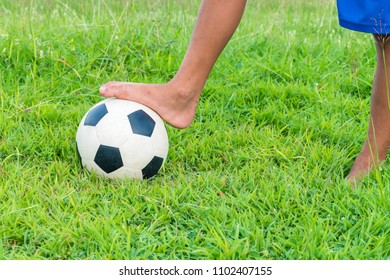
[346,142,387,186]
[346,153,373,187]
[99,81,201,128]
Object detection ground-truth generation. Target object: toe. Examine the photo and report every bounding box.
[99,82,119,97]
[99,85,108,96]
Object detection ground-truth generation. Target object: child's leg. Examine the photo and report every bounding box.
[347,35,390,184]
[100,0,247,128]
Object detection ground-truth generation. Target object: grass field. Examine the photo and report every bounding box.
[0,0,389,260]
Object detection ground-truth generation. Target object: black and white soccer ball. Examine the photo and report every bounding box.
[76,98,169,180]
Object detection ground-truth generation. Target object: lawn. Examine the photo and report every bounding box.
[0,0,389,259]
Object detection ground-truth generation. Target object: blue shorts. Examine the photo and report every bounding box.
[337,0,390,34]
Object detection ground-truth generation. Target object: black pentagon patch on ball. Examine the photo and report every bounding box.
[128,109,156,137]
[94,145,124,174]
[84,103,108,126]
[142,156,164,179]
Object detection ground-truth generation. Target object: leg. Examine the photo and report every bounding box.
[347,34,390,184]
[100,0,247,128]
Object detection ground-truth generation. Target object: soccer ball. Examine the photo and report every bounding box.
[76,98,169,180]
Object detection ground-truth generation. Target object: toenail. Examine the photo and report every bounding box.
[100,86,107,93]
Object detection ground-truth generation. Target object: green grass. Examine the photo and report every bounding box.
[0,0,389,260]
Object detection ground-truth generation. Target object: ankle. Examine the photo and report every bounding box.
[360,141,388,164]
[167,78,202,102]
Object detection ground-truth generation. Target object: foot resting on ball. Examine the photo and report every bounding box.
[99,81,201,129]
